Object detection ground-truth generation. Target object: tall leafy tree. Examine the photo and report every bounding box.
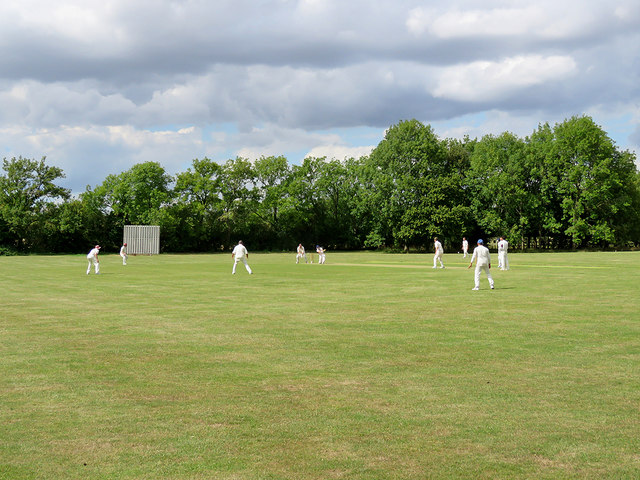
[316,157,372,249]
[365,119,469,250]
[287,157,327,246]
[0,156,70,251]
[537,116,638,247]
[172,158,224,251]
[78,186,122,248]
[468,132,537,247]
[253,155,292,248]
[218,157,257,248]
[94,162,173,226]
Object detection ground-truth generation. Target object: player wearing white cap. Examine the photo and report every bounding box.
[86,245,101,275]
[468,239,494,290]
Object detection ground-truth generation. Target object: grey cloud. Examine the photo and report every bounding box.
[0,0,638,191]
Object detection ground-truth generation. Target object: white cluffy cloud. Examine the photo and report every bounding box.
[432,55,578,102]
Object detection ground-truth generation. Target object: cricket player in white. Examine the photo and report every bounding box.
[468,239,494,290]
[86,245,101,275]
[232,241,253,274]
[497,237,509,270]
[296,244,307,264]
[316,245,326,264]
[120,243,128,265]
[462,237,469,258]
[433,237,444,268]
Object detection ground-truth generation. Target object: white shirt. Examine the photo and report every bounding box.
[462,240,468,249]
[232,244,248,258]
[297,245,305,254]
[87,248,99,259]
[471,245,491,267]
[434,241,443,254]
[120,246,127,255]
[500,240,508,252]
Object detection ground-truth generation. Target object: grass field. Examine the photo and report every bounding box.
[1,251,639,479]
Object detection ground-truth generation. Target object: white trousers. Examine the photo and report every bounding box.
[434,252,444,268]
[463,248,468,258]
[87,258,99,274]
[319,254,326,264]
[498,252,509,270]
[296,253,307,264]
[121,253,128,265]
[474,265,494,289]
[233,257,252,274]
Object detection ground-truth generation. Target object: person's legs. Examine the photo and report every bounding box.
[242,257,252,274]
[474,266,481,289]
[504,254,509,270]
[87,259,92,274]
[232,258,238,274]
[486,266,494,289]
[94,258,100,274]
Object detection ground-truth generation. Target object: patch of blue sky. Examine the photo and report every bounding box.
[595,114,636,149]
[200,122,239,141]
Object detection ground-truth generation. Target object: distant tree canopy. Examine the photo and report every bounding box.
[1,115,639,254]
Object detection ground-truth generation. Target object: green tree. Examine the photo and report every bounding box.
[253,155,292,248]
[468,132,538,248]
[94,162,173,226]
[537,116,638,248]
[77,186,122,249]
[286,157,331,247]
[173,158,224,251]
[364,119,470,250]
[0,156,70,251]
[218,157,257,248]
[313,158,363,248]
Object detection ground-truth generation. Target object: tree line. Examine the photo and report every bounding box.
[1,115,639,255]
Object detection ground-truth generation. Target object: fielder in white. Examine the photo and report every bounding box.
[462,237,469,258]
[232,240,253,275]
[497,237,509,270]
[433,237,444,269]
[86,245,101,275]
[468,239,494,290]
[120,243,128,265]
[296,244,307,264]
[316,245,326,264]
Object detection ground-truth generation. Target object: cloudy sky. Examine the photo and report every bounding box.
[1,0,639,193]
